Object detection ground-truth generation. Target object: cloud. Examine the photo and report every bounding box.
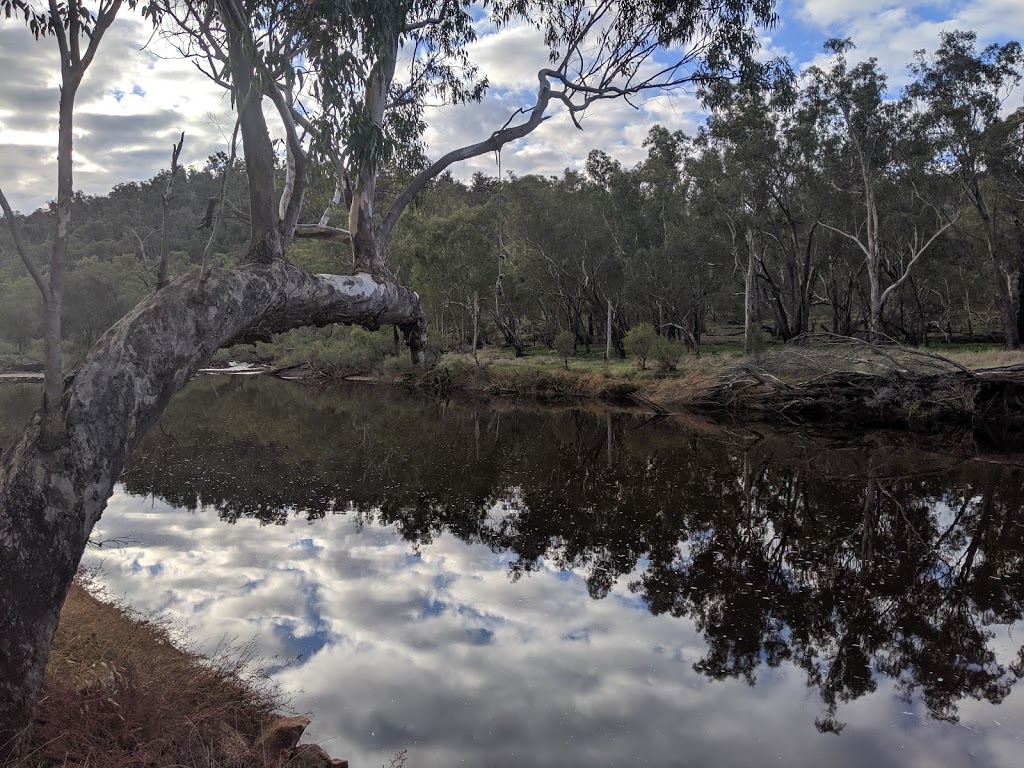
[788,0,1024,93]
[1,3,1021,215]
[798,0,913,28]
[0,17,232,212]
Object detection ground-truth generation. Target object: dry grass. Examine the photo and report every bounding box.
[938,348,1024,371]
[740,339,973,382]
[18,571,287,768]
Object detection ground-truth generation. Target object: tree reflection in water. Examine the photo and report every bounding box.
[120,376,1024,734]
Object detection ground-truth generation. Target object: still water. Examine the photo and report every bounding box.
[3,377,1024,767]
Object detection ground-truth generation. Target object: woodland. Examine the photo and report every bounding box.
[1,32,1024,361]
[0,0,1022,760]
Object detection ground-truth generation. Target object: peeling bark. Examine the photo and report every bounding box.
[0,262,426,755]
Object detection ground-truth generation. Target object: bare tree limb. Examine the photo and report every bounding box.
[0,187,50,303]
[202,118,240,281]
[158,131,185,289]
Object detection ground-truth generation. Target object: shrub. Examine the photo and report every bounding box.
[624,323,657,370]
[553,330,575,369]
[652,336,683,372]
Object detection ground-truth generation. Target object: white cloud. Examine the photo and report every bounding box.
[0,16,232,212]
[799,0,914,28]
[791,0,1024,95]
[1,2,1021,214]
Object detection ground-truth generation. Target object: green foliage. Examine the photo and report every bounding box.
[0,277,42,353]
[64,256,148,347]
[261,325,398,376]
[652,336,683,372]
[625,323,658,370]
[553,330,575,369]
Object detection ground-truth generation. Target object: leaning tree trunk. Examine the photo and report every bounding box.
[0,261,426,757]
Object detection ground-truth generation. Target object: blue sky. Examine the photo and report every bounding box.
[0,0,1021,212]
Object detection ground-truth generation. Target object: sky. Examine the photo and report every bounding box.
[0,0,1022,213]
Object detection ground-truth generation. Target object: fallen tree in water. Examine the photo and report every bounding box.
[689,337,1024,448]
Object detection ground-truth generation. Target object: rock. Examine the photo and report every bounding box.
[257,715,311,764]
[283,743,337,767]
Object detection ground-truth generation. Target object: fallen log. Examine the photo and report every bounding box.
[694,366,1024,450]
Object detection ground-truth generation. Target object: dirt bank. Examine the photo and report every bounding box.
[19,572,347,768]
[274,344,1024,450]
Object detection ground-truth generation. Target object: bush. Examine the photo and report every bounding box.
[380,354,416,376]
[652,336,683,372]
[553,330,575,369]
[624,323,657,370]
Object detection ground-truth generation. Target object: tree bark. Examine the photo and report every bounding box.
[0,262,426,756]
[350,29,400,276]
[222,2,282,264]
[606,298,613,361]
[1013,207,1024,346]
[42,67,83,443]
[744,229,764,355]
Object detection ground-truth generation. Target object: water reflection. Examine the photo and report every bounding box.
[113,377,1024,744]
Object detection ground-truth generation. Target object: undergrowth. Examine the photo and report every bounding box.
[18,570,286,768]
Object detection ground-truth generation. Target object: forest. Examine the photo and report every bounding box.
[1,30,1023,364]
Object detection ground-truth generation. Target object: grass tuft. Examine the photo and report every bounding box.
[22,570,293,768]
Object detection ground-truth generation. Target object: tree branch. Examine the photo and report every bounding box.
[817,219,871,258]
[294,223,352,242]
[158,132,185,289]
[0,187,51,303]
[378,71,554,243]
[403,16,441,33]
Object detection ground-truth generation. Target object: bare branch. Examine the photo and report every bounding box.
[403,16,441,33]
[294,223,352,243]
[0,187,50,303]
[202,118,240,281]
[879,213,961,310]
[817,219,871,258]
[378,72,554,243]
[158,131,185,289]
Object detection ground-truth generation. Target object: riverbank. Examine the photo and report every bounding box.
[7,339,1024,446]
[19,571,347,768]
[261,340,1024,448]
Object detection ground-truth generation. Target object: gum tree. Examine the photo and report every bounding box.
[907,31,1024,347]
[0,0,779,755]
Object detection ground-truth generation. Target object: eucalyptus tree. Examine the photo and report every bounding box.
[584,148,643,353]
[631,126,718,347]
[696,78,825,344]
[689,103,769,353]
[0,0,783,755]
[808,39,959,342]
[500,171,617,352]
[907,31,1024,346]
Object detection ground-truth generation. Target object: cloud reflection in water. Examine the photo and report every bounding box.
[56,377,1024,768]
[84,487,1022,768]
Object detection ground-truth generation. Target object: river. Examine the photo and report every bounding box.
[2,377,1023,767]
